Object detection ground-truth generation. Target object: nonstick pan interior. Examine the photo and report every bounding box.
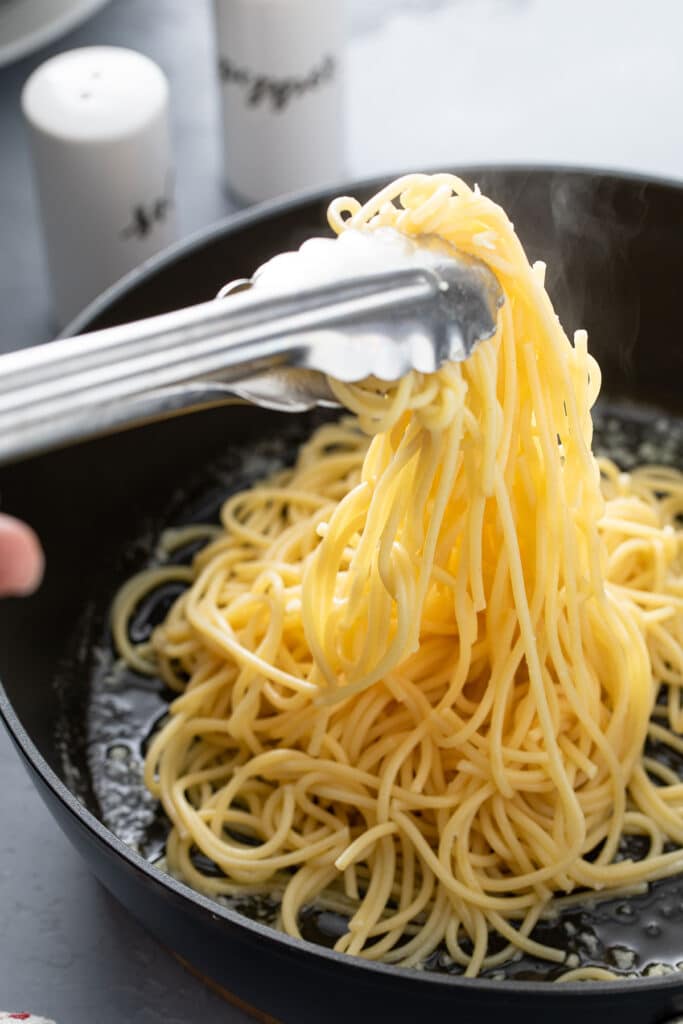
[4,167,683,1023]
[55,402,683,982]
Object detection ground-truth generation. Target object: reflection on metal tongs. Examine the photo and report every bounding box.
[0,230,503,465]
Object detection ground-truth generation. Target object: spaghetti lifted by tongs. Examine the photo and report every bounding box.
[114,173,683,980]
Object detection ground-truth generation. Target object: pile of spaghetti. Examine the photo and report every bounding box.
[114,174,683,978]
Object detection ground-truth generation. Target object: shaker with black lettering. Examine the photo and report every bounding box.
[212,0,345,203]
[22,47,177,327]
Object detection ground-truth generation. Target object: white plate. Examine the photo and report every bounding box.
[0,0,110,68]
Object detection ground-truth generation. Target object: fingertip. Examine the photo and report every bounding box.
[0,514,45,597]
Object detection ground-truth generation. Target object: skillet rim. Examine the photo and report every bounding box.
[65,160,683,338]
[3,162,683,1001]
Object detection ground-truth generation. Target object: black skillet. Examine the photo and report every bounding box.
[3,167,683,1024]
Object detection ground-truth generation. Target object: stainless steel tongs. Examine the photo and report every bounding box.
[0,230,503,466]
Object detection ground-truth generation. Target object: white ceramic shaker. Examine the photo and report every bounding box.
[22,46,177,328]
[212,0,345,204]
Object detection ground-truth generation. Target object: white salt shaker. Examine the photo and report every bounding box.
[22,46,177,328]
[212,0,345,204]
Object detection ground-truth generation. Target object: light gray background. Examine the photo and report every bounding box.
[1,1,683,1020]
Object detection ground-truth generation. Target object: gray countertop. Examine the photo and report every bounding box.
[1,0,683,1020]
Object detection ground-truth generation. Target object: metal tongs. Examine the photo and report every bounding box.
[0,230,503,466]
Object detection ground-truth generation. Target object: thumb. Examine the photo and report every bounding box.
[0,514,44,597]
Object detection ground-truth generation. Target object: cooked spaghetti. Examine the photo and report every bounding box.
[113,174,683,977]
